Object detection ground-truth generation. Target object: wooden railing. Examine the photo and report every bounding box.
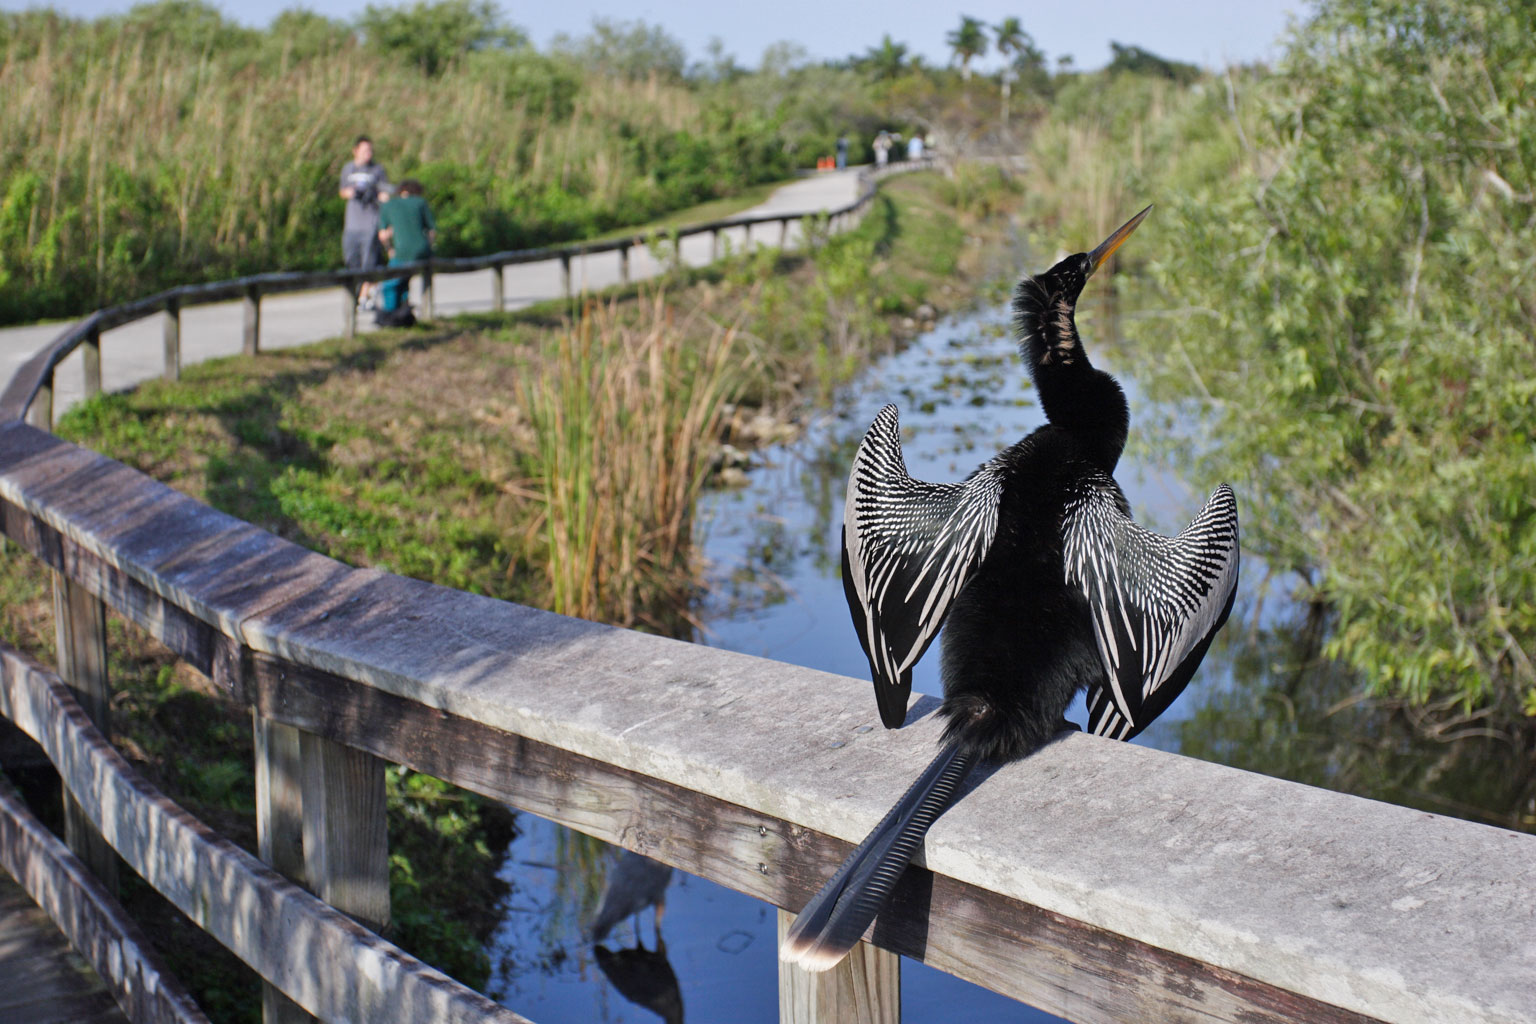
[0,162,916,430]
[2,161,1535,1024]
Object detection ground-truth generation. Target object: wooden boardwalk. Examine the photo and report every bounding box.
[0,872,127,1024]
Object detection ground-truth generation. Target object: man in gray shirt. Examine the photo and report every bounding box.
[339,135,391,309]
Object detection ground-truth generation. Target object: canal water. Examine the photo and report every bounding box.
[483,269,1530,1021]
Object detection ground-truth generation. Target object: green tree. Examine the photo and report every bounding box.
[357,0,523,77]
[551,18,687,81]
[268,8,354,64]
[1128,0,1536,724]
[859,34,909,80]
[946,15,988,80]
[1106,41,1199,83]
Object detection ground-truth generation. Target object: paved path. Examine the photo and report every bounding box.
[0,170,864,420]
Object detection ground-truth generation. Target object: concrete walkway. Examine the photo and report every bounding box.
[0,169,864,420]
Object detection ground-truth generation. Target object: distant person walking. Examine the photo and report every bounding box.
[907,133,924,161]
[339,135,391,310]
[873,131,892,168]
[375,178,436,325]
[836,133,849,170]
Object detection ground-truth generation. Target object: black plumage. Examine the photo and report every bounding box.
[783,207,1241,971]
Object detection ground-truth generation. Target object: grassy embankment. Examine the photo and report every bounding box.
[1016,0,1534,818]
[0,167,1024,1020]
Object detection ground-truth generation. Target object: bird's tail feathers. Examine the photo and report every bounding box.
[779,743,974,972]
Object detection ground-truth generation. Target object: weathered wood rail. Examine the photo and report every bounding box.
[1,159,1534,1024]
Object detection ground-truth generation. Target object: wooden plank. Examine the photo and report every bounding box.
[0,644,531,1024]
[248,655,1387,1024]
[25,377,51,431]
[777,909,898,1024]
[53,573,118,895]
[343,283,358,340]
[300,729,389,933]
[82,327,102,398]
[0,426,353,646]
[253,712,315,1024]
[242,286,261,356]
[0,776,206,1024]
[162,299,181,381]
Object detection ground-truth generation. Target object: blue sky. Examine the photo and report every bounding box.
[17,0,1309,71]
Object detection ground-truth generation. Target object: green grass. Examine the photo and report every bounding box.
[587,178,788,242]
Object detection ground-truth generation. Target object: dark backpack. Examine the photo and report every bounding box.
[375,305,416,328]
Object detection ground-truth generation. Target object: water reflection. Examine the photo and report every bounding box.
[593,942,684,1024]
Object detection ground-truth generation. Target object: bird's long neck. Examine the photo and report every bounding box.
[1014,275,1129,472]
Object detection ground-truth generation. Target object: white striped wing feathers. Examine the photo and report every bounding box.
[1064,481,1240,740]
[842,405,1005,727]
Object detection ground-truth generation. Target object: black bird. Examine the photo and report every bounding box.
[780,207,1240,971]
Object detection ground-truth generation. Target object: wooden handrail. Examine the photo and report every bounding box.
[0,773,209,1024]
[0,163,907,425]
[2,416,1534,1024]
[0,643,533,1024]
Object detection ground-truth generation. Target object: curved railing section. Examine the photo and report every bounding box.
[0,163,915,429]
[0,159,1533,1024]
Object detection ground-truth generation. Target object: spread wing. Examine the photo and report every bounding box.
[1064,480,1240,741]
[841,405,1005,728]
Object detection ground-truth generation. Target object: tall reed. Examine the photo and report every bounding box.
[521,292,742,630]
[0,10,787,321]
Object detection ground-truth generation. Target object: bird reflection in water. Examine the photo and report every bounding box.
[593,941,684,1024]
[588,849,683,1024]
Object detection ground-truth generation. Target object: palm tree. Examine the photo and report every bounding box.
[946,15,988,81]
[993,17,1027,62]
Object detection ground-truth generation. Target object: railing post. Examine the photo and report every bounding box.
[300,730,389,934]
[780,217,791,248]
[53,575,119,896]
[82,325,101,399]
[711,228,721,262]
[421,264,434,320]
[26,372,53,432]
[744,221,753,251]
[619,244,631,285]
[491,262,505,312]
[255,710,316,1024]
[777,910,899,1024]
[560,253,572,299]
[164,298,181,381]
[343,281,359,339]
[243,285,261,356]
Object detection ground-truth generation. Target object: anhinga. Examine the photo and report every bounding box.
[780,208,1241,971]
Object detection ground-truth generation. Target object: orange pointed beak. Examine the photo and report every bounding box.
[1087,205,1153,276]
